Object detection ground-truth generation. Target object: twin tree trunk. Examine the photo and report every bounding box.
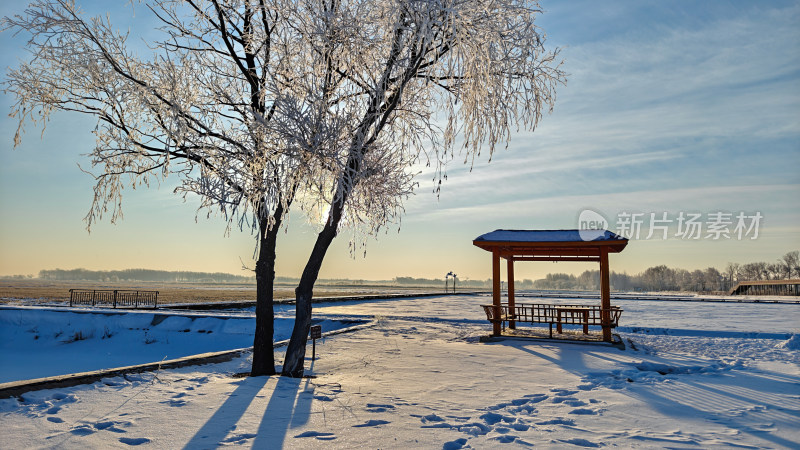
[247,191,342,378]
[250,221,281,376]
[281,123,385,376]
[281,218,339,377]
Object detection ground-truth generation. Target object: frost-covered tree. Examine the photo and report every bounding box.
[1,0,340,376]
[4,0,564,379]
[279,0,565,376]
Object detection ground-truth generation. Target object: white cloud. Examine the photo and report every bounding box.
[409,183,800,224]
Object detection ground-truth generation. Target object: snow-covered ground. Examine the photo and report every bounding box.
[0,306,359,383]
[1,294,798,448]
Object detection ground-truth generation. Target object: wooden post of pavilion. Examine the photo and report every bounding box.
[492,250,502,336]
[507,257,516,330]
[600,247,611,342]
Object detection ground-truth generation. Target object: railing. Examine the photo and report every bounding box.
[481,302,623,333]
[69,289,158,309]
[728,280,800,296]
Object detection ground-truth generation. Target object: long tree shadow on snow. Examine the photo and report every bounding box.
[183,375,269,448]
[182,370,315,448]
[251,374,316,448]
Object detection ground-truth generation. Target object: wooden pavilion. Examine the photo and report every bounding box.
[473,229,629,342]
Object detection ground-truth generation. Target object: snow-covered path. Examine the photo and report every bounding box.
[1,295,798,448]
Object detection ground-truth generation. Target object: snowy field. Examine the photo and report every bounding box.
[1,294,798,448]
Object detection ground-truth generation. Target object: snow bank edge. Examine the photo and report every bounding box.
[0,320,377,399]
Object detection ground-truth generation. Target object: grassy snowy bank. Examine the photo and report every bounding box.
[0,306,359,383]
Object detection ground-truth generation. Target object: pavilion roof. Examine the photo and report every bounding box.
[473,229,628,257]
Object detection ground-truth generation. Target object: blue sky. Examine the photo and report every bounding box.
[1,0,798,282]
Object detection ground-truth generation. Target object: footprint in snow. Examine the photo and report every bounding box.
[94,420,132,433]
[552,397,587,407]
[161,399,188,407]
[414,414,452,429]
[487,402,512,411]
[26,392,79,418]
[50,392,78,403]
[294,431,336,440]
[506,399,539,414]
[119,437,151,446]
[423,422,454,429]
[558,437,601,447]
[550,388,579,396]
[569,408,598,415]
[490,434,522,444]
[220,433,256,444]
[536,418,575,426]
[451,422,489,436]
[479,412,514,426]
[103,377,124,387]
[365,403,395,413]
[47,417,64,423]
[70,425,96,436]
[442,437,469,450]
[446,415,472,421]
[421,413,445,423]
[123,374,150,383]
[353,419,390,428]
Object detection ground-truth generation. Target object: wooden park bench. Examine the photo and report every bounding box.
[69,289,159,309]
[481,303,622,338]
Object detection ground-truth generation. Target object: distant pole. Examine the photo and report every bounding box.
[452,274,457,293]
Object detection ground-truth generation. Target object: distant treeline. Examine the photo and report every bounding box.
[28,251,799,292]
[533,269,718,292]
[38,268,255,283]
[290,276,527,289]
[32,270,506,287]
[393,276,520,288]
[534,250,800,292]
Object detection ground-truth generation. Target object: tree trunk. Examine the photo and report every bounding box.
[250,222,280,376]
[281,218,339,377]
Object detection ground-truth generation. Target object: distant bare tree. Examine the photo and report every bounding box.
[725,262,740,287]
[703,267,722,291]
[781,251,799,279]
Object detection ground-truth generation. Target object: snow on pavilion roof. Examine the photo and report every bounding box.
[472,229,629,256]
[474,229,626,243]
